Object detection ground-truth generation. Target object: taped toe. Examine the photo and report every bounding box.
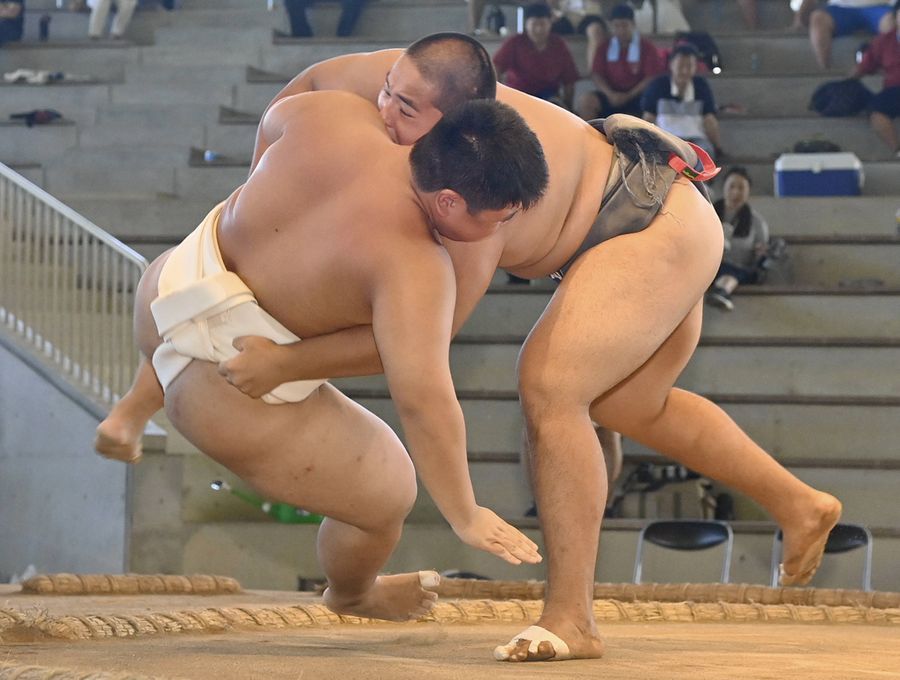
[417,570,440,588]
[493,625,572,662]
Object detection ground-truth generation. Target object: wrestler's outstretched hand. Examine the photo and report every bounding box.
[218,336,286,398]
[453,506,542,565]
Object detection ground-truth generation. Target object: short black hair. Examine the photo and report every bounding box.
[670,43,700,61]
[609,3,635,21]
[405,32,497,113]
[523,3,552,21]
[410,99,548,213]
[723,165,751,186]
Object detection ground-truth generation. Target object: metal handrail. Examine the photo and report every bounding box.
[0,162,148,410]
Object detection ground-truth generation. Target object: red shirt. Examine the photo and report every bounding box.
[857,30,900,89]
[493,33,579,97]
[592,36,664,93]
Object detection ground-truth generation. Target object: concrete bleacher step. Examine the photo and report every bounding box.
[0,41,138,80]
[463,287,900,339]
[733,158,900,197]
[172,516,900,591]
[751,197,900,236]
[62,195,215,254]
[720,116,893,160]
[0,119,78,164]
[175,161,248,202]
[43,146,184,195]
[0,81,113,124]
[331,340,900,398]
[345,391,900,468]
[764,237,900,286]
[6,162,45,187]
[710,74,880,118]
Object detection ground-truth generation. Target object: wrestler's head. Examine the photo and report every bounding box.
[409,99,548,242]
[378,33,496,145]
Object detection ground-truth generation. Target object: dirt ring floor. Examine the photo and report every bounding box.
[2,581,899,680]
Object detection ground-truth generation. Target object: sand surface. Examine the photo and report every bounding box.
[2,585,899,679]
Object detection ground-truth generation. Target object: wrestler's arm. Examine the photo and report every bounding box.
[219,238,503,393]
[250,49,404,171]
[371,246,540,565]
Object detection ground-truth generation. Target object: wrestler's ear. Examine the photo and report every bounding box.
[434,189,464,217]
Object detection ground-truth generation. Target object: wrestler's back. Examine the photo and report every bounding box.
[217,91,428,339]
[492,86,614,278]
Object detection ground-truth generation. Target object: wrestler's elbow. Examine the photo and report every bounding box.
[390,376,459,421]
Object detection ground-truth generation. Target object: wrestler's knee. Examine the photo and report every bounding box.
[517,350,587,425]
[362,430,418,526]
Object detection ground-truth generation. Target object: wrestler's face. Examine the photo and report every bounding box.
[378,55,444,146]
[432,191,520,242]
[723,173,751,210]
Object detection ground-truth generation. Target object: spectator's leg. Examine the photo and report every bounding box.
[791,0,816,31]
[88,0,113,38]
[284,0,313,37]
[110,0,138,39]
[870,112,899,156]
[877,7,894,34]
[737,0,757,30]
[336,0,366,37]
[869,87,900,156]
[468,0,487,33]
[809,8,835,69]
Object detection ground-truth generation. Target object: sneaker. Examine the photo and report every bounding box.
[706,288,734,311]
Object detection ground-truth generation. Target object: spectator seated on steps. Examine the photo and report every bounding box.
[809,0,894,69]
[641,43,724,163]
[851,0,900,158]
[493,3,580,111]
[707,166,783,312]
[547,1,608,75]
[284,0,367,38]
[575,2,664,120]
[0,0,24,47]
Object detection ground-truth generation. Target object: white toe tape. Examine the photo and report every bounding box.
[493,625,572,661]
[418,570,440,588]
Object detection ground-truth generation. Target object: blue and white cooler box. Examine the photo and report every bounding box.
[774,152,864,197]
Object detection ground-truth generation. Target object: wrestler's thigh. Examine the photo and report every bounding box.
[518,180,722,406]
[590,301,702,432]
[133,249,173,358]
[165,363,416,530]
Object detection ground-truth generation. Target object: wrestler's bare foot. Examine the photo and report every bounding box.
[94,416,143,463]
[494,615,605,662]
[779,491,842,586]
[323,571,439,622]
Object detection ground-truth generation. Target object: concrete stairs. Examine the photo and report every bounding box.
[3,0,899,591]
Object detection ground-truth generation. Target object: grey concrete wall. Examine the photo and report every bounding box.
[0,339,128,580]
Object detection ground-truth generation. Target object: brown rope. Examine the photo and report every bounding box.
[19,574,242,596]
[0,663,167,680]
[435,580,900,609]
[2,599,898,642]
